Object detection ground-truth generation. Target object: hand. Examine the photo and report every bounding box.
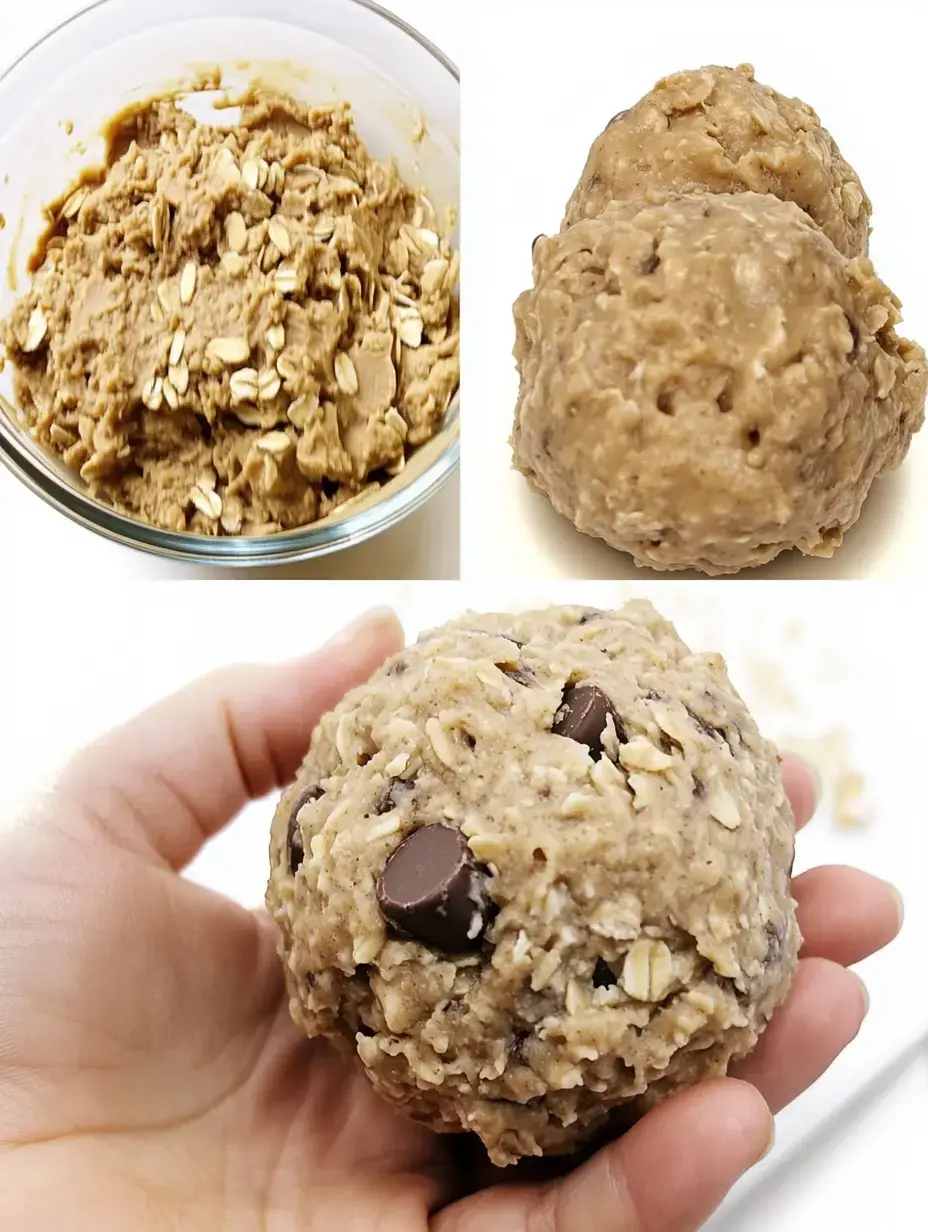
[0,609,902,1231]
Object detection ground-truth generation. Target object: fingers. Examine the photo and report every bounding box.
[434,1079,771,1232]
[730,957,868,1113]
[780,753,819,831]
[793,866,903,965]
[60,608,403,869]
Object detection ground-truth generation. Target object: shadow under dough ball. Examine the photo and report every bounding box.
[512,193,926,575]
[267,601,800,1165]
[565,63,871,259]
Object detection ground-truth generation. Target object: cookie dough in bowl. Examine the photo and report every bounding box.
[0,88,459,537]
[565,64,870,259]
[513,193,926,574]
[267,601,800,1165]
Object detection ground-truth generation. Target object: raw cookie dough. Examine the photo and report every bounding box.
[0,89,459,535]
[513,193,926,574]
[267,600,800,1165]
[566,64,870,259]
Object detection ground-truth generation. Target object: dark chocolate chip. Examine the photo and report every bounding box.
[501,662,536,687]
[376,824,493,952]
[641,250,661,275]
[287,786,323,876]
[592,958,617,989]
[552,683,626,756]
[693,777,707,799]
[509,1028,531,1062]
[375,777,413,815]
[685,705,726,744]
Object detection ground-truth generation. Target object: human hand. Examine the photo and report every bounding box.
[0,609,902,1231]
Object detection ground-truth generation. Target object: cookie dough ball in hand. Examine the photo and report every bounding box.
[267,601,800,1165]
[513,193,926,574]
[566,64,870,259]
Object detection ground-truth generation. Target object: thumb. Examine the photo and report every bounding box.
[436,1079,772,1232]
[58,607,403,869]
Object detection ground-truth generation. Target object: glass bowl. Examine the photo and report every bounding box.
[0,0,459,566]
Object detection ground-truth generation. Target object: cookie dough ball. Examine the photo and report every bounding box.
[513,193,926,574]
[267,601,800,1165]
[566,64,870,259]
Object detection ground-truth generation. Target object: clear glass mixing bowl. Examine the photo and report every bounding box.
[0,0,459,565]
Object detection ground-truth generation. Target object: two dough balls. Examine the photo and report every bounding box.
[512,65,926,574]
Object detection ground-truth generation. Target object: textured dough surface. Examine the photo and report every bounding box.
[267,601,800,1165]
[0,89,459,535]
[513,193,926,574]
[566,64,870,259]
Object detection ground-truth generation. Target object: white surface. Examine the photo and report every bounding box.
[460,0,928,580]
[0,0,460,579]
[1,579,926,1229]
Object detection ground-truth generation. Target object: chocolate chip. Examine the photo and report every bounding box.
[552,683,625,756]
[376,824,493,952]
[641,250,661,275]
[765,922,784,965]
[375,777,413,815]
[287,786,322,875]
[509,1028,531,1062]
[592,958,617,988]
[685,705,726,744]
[501,662,536,687]
[693,777,707,799]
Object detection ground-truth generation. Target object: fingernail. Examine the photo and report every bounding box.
[853,971,870,1016]
[759,1117,776,1161]
[323,606,400,649]
[883,880,905,931]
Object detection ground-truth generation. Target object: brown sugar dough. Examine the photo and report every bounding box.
[512,193,926,575]
[0,89,459,535]
[267,600,800,1166]
[566,64,870,259]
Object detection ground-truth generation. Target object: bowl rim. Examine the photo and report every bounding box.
[0,0,460,567]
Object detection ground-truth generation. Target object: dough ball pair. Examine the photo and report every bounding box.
[512,65,926,574]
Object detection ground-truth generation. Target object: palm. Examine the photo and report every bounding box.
[0,824,447,1229]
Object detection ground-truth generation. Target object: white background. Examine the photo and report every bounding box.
[0,0,461,580]
[2,578,927,1229]
[460,0,928,580]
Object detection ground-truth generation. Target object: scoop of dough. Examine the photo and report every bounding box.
[566,63,870,259]
[267,600,799,1165]
[513,193,926,574]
